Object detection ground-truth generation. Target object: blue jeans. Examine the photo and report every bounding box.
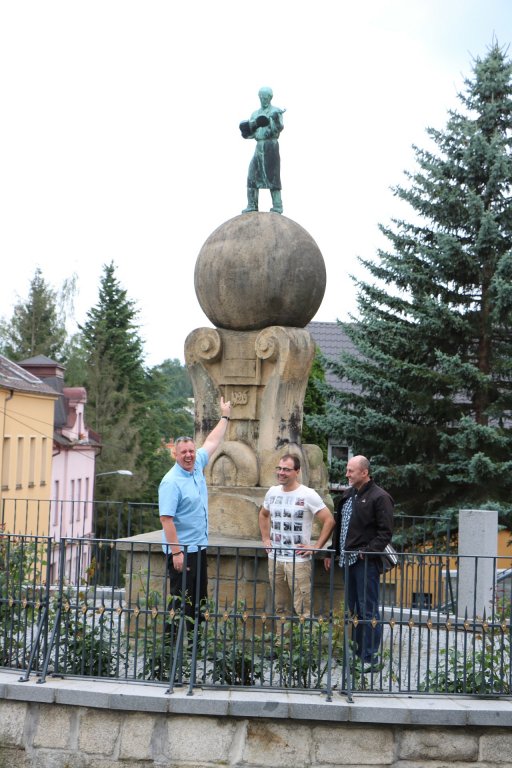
[346,558,381,662]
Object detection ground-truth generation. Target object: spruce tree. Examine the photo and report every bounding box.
[81,262,147,500]
[0,267,67,361]
[316,43,512,518]
[81,262,146,403]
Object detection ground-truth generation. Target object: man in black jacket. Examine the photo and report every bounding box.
[325,455,394,669]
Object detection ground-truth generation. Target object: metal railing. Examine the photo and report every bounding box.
[1,533,511,700]
[1,499,462,551]
[0,497,160,540]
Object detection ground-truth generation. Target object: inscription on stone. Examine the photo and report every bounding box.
[231,390,249,406]
[224,385,257,420]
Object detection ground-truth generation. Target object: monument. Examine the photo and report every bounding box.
[187,125,331,540]
[123,91,335,614]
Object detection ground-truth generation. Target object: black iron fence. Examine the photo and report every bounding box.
[1,532,511,700]
[0,497,160,540]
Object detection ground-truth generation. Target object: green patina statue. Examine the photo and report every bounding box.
[240,87,285,214]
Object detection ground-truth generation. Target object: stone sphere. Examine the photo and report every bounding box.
[194,213,326,331]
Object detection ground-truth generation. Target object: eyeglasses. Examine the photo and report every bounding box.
[175,436,194,445]
[275,466,296,473]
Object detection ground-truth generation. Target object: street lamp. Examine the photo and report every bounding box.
[93,470,134,541]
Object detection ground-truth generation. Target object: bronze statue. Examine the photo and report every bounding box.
[240,87,284,214]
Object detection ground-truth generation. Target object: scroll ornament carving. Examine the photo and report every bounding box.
[195,328,222,361]
[255,328,279,361]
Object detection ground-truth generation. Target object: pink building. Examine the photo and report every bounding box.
[19,356,101,580]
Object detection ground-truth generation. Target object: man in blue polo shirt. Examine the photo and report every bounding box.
[159,396,231,626]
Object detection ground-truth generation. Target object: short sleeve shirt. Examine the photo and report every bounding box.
[159,448,209,553]
[263,483,326,562]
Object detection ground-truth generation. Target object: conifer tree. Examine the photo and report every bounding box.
[81,262,146,403]
[0,268,67,361]
[81,262,147,499]
[316,43,512,517]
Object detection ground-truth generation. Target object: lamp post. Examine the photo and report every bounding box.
[93,470,134,541]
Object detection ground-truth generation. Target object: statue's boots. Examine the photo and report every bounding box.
[242,189,259,213]
[270,190,283,214]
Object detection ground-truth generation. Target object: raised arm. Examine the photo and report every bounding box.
[202,397,232,458]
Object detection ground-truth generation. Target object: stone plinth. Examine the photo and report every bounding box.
[185,325,332,539]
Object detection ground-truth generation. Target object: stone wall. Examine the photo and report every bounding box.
[2,698,512,767]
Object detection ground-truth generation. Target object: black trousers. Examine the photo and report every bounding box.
[167,549,208,628]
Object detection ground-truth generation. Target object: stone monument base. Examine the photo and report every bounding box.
[120,532,343,623]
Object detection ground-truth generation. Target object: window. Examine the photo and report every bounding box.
[28,437,36,487]
[84,477,90,518]
[328,443,350,464]
[40,437,47,485]
[53,480,60,526]
[16,436,24,489]
[1,437,10,490]
[69,480,75,522]
[76,478,82,521]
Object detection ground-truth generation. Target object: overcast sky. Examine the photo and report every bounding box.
[1,1,511,366]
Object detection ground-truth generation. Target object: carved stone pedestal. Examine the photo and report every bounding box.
[185,325,331,540]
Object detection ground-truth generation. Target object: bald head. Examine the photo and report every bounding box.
[346,455,370,490]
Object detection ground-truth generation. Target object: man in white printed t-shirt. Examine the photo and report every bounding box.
[259,453,335,615]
